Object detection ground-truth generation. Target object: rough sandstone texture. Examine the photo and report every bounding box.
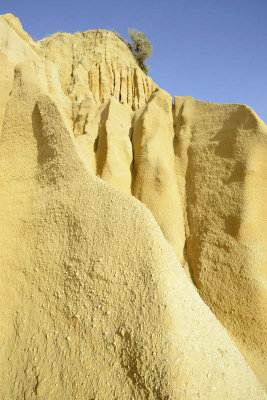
[39,29,157,111]
[0,13,266,399]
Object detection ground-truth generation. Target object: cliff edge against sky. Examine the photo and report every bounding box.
[0,13,266,399]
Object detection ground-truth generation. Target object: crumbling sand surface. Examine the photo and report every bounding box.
[0,13,266,399]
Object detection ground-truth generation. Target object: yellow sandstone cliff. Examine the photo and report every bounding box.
[0,13,266,399]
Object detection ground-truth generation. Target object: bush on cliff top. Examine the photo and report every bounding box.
[128,28,153,75]
[112,28,152,75]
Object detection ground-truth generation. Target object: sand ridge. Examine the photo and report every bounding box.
[0,13,266,399]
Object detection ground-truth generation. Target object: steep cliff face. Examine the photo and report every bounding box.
[0,13,267,399]
[173,97,267,385]
[0,14,72,134]
[74,83,267,386]
[39,29,157,111]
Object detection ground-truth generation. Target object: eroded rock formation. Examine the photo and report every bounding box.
[0,13,266,399]
[39,29,157,111]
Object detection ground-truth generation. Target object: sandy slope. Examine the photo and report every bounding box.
[0,13,266,399]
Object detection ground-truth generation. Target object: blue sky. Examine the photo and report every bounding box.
[2,0,266,123]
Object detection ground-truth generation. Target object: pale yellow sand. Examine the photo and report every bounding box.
[0,13,266,398]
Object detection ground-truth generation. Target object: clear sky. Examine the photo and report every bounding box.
[2,0,266,123]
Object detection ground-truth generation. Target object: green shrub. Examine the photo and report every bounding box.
[111,28,152,75]
[128,29,153,75]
